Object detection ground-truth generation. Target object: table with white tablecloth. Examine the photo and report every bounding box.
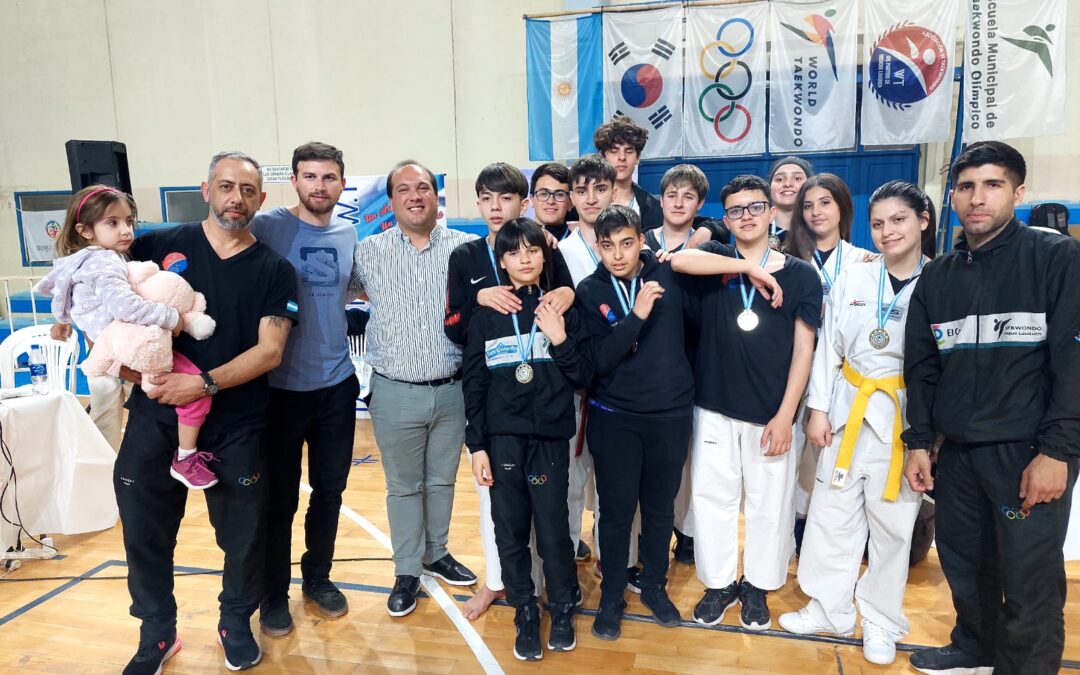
[0,390,118,551]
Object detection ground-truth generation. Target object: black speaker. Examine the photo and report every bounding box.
[65,140,132,194]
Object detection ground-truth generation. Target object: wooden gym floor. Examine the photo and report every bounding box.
[1,419,1078,674]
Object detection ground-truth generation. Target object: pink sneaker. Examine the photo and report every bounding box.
[170,450,219,490]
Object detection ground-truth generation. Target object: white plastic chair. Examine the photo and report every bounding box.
[0,324,80,393]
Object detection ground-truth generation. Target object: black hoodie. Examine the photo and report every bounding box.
[575,251,695,416]
[463,285,591,453]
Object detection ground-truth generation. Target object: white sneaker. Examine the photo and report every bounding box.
[861,619,897,665]
[778,607,855,637]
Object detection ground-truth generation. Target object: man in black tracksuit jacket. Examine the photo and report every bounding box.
[902,142,1080,675]
[462,282,592,653]
[575,207,697,637]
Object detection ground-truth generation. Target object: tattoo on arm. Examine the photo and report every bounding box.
[266,315,287,328]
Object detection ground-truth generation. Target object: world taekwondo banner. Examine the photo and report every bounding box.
[768,0,858,152]
[861,0,958,145]
[683,2,768,157]
[603,6,685,158]
[526,15,604,161]
[963,0,1068,141]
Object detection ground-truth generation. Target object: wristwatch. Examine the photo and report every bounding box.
[199,371,219,396]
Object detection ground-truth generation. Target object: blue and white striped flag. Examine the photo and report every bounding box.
[526,14,604,161]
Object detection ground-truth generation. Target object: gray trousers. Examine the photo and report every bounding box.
[368,373,467,577]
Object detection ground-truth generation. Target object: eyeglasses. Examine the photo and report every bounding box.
[533,189,569,203]
[724,201,769,220]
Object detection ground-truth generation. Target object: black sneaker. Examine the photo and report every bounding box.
[641,587,682,628]
[302,578,348,618]
[546,603,576,652]
[575,539,592,562]
[217,624,262,671]
[909,644,994,675]
[259,594,293,637]
[625,565,642,594]
[423,553,477,586]
[387,575,421,617]
[672,528,695,565]
[591,599,625,641]
[737,577,771,631]
[123,630,181,675]
[513,603,543,661]
[693,581,739,625]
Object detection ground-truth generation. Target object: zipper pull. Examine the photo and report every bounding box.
[966,250,973,264]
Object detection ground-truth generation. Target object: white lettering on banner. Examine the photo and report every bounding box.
[484,335,554,368]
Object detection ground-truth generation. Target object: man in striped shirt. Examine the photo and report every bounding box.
[351,160,479,617]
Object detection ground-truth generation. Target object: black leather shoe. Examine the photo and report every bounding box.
[303,578,348,618]
[387,575,421,617]
[591,599,625,641]
[422,553,477,586]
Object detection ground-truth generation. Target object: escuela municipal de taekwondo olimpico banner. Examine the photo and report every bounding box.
[524,1,1070,161]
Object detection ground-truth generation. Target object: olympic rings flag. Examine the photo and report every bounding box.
[768,0,858,152]
[963,0,1068,142]
[861,0,959,145]
[603,6,685,158]
[683,3,768,157]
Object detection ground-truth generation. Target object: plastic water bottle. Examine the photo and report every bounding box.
[28,346,48,394]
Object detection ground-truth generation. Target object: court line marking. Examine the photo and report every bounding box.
[3,560,1080,670]
[300,482,504,675]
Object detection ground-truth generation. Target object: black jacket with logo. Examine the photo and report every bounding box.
[902,219,1080,460]
[463,285,591,453]
[574,251,695,416]
[444,237,574,346]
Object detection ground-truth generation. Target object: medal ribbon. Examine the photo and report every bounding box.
[876,257,925,332]
[485,241,501,281]
[511,289,543,366]
[609,273,638,318]
[737,246,771,314]
[813,241,843,293]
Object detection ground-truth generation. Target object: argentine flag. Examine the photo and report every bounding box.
[526,14,603,161]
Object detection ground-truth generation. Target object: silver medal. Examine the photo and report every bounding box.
[515,362,534,384]
[737,309,759,332]
[769,234,781,249]
[869,327,890,350]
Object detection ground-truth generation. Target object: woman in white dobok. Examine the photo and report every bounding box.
[779,180,936,666]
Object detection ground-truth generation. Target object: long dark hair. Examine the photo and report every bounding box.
[783,173,854,261]
[868,180,938,259]
[493,218,555,289]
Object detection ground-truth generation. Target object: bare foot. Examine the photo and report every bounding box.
[461,585,505,620]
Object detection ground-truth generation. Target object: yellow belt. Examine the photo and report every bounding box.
[831,361,905,501]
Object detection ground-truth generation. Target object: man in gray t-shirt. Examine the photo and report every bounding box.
[249,142,359,637]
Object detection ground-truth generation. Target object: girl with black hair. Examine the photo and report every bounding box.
[462,218,591,662]
[779,180,936,666]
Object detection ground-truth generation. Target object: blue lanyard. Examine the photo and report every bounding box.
[609,273,638,317]
[812,241,843,293]
[581,230,599,266]
[658,226,695,253]
[877,257,925,330]
[485,241,500,281]
[511,290,543,364]
[736,247,771,312]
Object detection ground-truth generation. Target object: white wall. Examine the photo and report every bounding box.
[1,0,1077,280]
